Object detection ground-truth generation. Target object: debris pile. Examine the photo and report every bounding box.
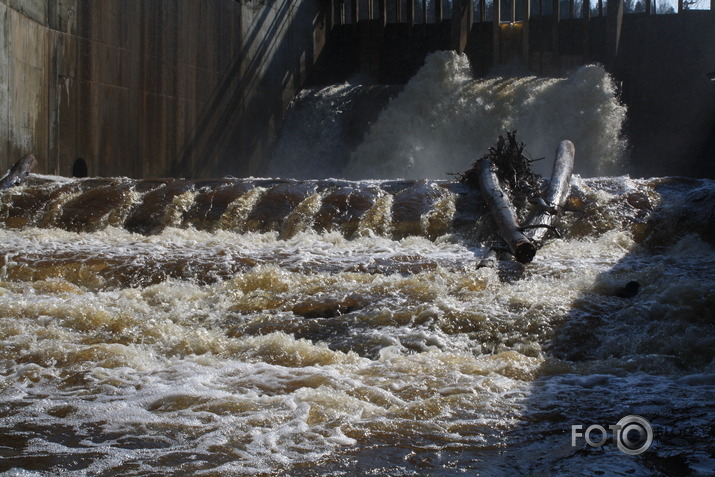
[460,132,575,264]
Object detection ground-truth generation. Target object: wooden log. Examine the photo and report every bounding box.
[0,154,37,190]
[476,158,537,263]
[523,140,574,244]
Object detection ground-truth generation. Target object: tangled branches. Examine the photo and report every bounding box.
[459,131,541,204]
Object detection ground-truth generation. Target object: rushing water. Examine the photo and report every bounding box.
[269,52,627,180]
[1,52,714,476]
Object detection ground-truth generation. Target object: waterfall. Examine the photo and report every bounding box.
[271,51,628,180]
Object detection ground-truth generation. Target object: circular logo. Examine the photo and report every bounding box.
[615,415,653,455]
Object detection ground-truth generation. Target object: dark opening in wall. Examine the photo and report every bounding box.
[72,158,88,178]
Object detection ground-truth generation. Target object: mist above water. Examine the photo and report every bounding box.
[270,51,628,180]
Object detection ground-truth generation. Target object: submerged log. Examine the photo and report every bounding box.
[0,154,37,190]
[476,158,537,264]
[523,140,575,244]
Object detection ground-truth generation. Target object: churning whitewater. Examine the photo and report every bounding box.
[270,51,627,180]
[0,52,713,476]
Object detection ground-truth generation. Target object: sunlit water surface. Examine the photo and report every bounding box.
[1,51,713,476]
[0,173,713,476]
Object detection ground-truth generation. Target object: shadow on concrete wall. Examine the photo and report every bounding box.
[616,14,715,179]
[174,0,326,178]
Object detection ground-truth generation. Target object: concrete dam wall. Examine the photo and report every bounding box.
[315,4,715,178]
[0,0,327,178]
[1,0,713,180]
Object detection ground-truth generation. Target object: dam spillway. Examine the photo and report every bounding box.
[1,1,713,179]
[1,1,714,475]
[0,172,714,474]
[1,173,713,288]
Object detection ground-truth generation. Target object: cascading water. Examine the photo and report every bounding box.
[270,51,627,180]
[0,52,713,476]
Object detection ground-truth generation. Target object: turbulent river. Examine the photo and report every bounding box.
[1,52,714,476]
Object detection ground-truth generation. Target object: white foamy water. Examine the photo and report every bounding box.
[267,84,363,180]
[0,46,712,474]
[266,51,627,179]
[347,52,627,179]
[270,51,628,180]
[0,176,714,475]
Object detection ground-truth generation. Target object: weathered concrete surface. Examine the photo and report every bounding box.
[0,0,328,178]
[0,1,50,172]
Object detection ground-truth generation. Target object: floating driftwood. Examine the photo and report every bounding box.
[461,133,573,264]
[523,140,575,244]
[475,157,537,263]
[0,154,37,190]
